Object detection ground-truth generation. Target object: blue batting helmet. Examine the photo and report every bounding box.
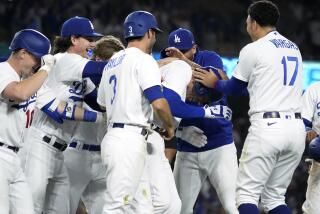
[9,29,51,58]
[123,11,162,40]
[309,137,320,161]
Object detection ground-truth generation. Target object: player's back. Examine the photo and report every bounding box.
[235,31,303,116]
[101,47,160,127]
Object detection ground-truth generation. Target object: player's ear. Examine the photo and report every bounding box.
[70,35,79,46]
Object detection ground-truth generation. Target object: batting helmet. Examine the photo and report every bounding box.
[309,137,320,161]
[9,29,51,58]
[123,11,162,40]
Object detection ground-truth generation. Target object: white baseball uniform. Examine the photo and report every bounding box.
[97,47,161,213]
[301,82,320,214]
[0,61,35,214]
[63,101,107,214]
[233,31,306,212]
[134,60,191,214]
[22,52,89,214]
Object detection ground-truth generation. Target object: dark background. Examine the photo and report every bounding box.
[1,0,318,213]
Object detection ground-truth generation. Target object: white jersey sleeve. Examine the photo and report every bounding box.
[52,53,89,83]
[161,60,192,98]
[97,68,107,107]
[232,44,257,82]
[302,83,320,134]
[137,55,161,91]
[0,63,20,97]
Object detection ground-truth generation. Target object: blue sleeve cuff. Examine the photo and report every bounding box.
[303,118,312,131]
[82,61,108,85]
[163,87,204,118]
[83,110,97,122]
[41,99,63,124]
[216,76,249,96]
[143,85,164,103]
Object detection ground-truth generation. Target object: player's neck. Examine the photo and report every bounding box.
[7,55,22,77]
[127,41,150,54]
[255,27,276,41]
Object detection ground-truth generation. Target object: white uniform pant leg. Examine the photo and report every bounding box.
[23,132,55,214]
[302,160,320,214]
[130,160,153,214]
[64,148,91,214]
[43,162,70,214]
[81,152,107,214]
[101,128,147,214]
[205,144,239,214]
[236,119,305,209]
[174,151,205,214]
[147,132,181,214]
[0,148,34,214]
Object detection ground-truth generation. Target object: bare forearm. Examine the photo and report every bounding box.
[153,99,174,130]
[2,70,48,101]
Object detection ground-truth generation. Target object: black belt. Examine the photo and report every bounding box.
[112,123,148,136]
[42,136,68,152]
[69,142,100,151]
[263,112,301,119]
[0,142,19,153]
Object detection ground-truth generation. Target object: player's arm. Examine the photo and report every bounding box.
[2,54,54,101]
[163,87,231,120]
[144,86,174,140]
[302,84,319,143]
[164,47,201,69]
[82,61,108,85]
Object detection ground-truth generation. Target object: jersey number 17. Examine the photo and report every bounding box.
[281,56,299,86]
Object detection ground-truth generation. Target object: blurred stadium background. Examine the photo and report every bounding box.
[1,0,319,213]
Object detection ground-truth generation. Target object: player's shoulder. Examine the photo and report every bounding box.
[0,61,19,79]
[162,59,191,74]
[55,52,88,65]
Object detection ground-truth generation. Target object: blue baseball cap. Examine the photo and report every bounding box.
[61,16,103,37]
[168,28,195,50]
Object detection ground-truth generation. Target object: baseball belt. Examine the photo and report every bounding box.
[42,136,68,152]
[0,142,19,153]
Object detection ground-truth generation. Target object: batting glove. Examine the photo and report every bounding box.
[39,54,55,74]
[176,126,208,148]
[203,105,232,121]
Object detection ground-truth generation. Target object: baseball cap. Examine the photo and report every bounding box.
[168,28,195,50]
[61,16,103,37]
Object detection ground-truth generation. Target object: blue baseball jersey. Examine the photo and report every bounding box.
[177,49,234,152]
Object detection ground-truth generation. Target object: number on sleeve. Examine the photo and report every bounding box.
[282,56,299,86]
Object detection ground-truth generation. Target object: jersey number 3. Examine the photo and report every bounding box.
[109,75,117,105]
[281,56,298,86]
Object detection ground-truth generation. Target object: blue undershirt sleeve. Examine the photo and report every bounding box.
[215,76,249,96]
[143,85,164,103]
[163,87,205,118]
[303,118,313,131]
[84,89,105,112]
[82,61,108,85]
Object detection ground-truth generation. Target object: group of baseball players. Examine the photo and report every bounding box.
[0,0,319,214]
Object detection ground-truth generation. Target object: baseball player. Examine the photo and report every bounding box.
[163,28,238,214]
[132,53,233,214]
[194,1,306,213]
[63,36,125,214]
[301,82,320,214]
[0,29,52,214]
[22,16,106,213]
[97,11,175,213]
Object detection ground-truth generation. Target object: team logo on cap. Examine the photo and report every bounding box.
[174,34,181,43]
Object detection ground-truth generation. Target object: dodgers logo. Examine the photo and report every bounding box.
[174,34,180,43]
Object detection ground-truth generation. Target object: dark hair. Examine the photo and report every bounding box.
[93,35,125,60]
[52,36,73,54]
[248,0,280,27]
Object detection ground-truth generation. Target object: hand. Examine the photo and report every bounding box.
[160,127,175,141]
[176,126,207,148]
[40,54,55,74]
[164,47,186,60]
[193,67,223,88]
[306,130,318,144]
[203,105,232,120]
